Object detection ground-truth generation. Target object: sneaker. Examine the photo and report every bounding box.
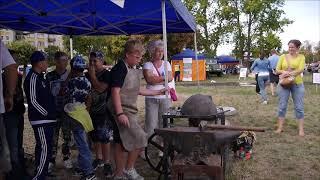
[124,168,144,180]
[64,158,73,169]
[48,162,54,173]
[92,159,104,170]
[104,163,113,177]
[262,101,268,105]
[73,167,84,177]
[80,173,97,180]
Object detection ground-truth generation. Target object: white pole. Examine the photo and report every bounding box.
[70,36,73,58]
[162,0,169,98]
[194,32,199,88]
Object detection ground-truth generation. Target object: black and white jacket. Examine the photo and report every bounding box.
[23,69,56,126]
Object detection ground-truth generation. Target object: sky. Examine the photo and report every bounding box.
[216,0,320,55]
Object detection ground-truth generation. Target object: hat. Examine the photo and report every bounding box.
[30,51,47,63]
[71,55,86,69]
[90,50,104,59]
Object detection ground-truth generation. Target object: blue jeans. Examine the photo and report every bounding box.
[277,84,304,119]
[73,126,94,176]
[3,112,25,179]
[258,75,269,101]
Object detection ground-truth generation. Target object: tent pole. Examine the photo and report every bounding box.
[162,0,169,98]
[70,35,73,58]
[194,32,199,88]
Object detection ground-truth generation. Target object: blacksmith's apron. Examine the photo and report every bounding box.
[110,67,147,151]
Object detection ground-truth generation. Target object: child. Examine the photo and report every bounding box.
[23,51,56,180]
[109,40,166,180]
[87,51,113,177]
[46,51,73,171]
[64,55,96,180]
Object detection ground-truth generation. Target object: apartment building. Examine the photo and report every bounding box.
[0,29,64,50]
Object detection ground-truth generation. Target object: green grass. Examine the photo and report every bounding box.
[173,82,320,179]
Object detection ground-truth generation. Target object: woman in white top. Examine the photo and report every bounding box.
[143,40,173,139]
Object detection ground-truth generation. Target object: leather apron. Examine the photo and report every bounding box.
[109,66,147,151]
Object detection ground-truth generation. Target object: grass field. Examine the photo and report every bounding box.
[22,74,320,179]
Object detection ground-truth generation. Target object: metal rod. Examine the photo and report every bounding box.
[162,0,169,98]
[70,36,73,58]
[194,32,199,88]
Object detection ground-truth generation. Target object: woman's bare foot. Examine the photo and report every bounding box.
[299,130,305,137]
[275,128,283,134]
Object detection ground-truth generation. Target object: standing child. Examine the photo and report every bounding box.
[109,40,166,180]
[46,51,73,171]
[87,51,113,177]
[23,51,56,180]
[64,55,96,180]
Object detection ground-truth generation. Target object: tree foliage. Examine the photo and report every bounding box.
[44,45,60,66]
[8,40,36,65]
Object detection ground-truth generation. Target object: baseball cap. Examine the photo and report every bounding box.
[30,51,48,63]
[70,55,86,69]
[90,50,104,59]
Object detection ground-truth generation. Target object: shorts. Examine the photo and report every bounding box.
[269,70,279,83]
[90,113,113,143]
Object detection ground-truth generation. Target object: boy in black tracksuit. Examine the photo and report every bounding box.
[23,51,56,180]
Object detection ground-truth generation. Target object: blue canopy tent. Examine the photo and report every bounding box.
[172,48,205,59]
[217,55,239,64]
[0,0,199,91]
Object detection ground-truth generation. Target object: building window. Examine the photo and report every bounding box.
[6,36,9,40]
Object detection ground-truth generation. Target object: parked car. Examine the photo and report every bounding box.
[206,58,223,77]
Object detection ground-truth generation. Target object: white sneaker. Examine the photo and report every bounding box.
[64,159,73,169]
[262,101,268,105]
[124,168,144,180]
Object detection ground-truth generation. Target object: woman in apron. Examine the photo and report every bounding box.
[108,39,166,180]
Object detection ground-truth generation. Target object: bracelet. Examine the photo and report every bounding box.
[116,112,124,117]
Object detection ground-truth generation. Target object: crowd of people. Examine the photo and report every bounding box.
[250,39,305,137]
[0,39,171,180]
[0,38,306,180]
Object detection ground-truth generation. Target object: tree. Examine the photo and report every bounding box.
[8,40,36,65]
[183,0,234,56]
[44,45,60,66]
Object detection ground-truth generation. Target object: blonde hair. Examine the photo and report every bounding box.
[124,39,145,55]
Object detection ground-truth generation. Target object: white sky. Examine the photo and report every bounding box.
[216,0,320,55]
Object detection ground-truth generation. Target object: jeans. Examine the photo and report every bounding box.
[277,84,305,119]
[145,98,171,138]
[3,112,25,179]
[258,75,269,101]
[73,126,93,176]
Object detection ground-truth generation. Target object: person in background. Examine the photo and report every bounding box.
[268,50,280,96]
[109,39,166,180]
[142,40,173,158]
[2,50,27,179]
[251,59,260,95]
[64,56,96,180]
[275,39,305,137]
[46,51,73,172]
[87,51,113,177]
[23,51,56,180]
[0,41,17,177]
[250,51,271,104]
[174,63,180,82]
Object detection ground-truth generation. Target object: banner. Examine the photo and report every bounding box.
[239,68,247,78]
[183,58,192,81]
[313,73,320,84]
